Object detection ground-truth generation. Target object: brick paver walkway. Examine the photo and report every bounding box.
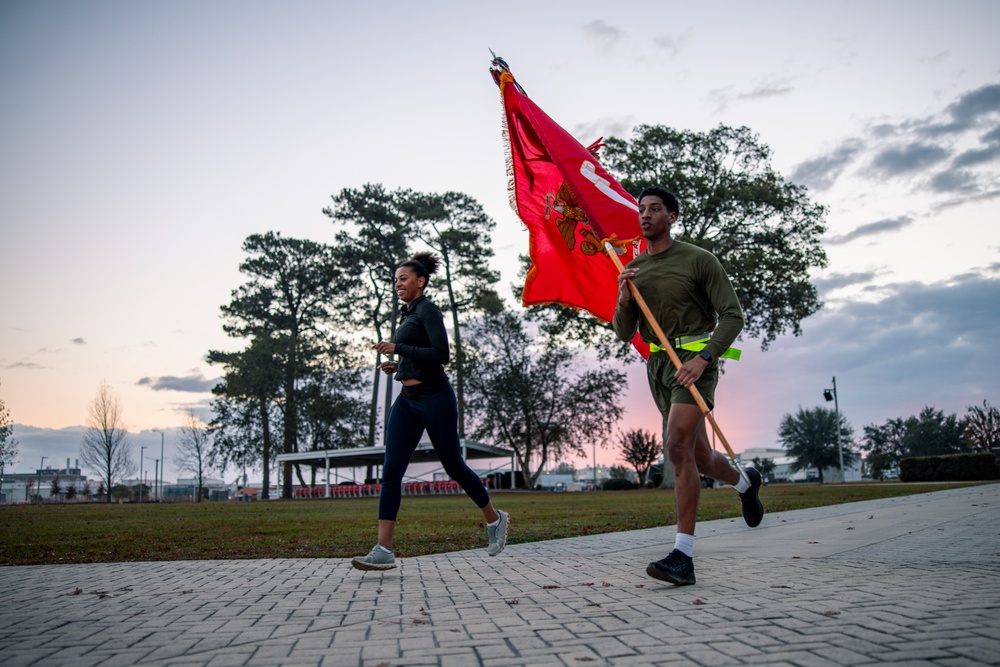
[1,484,998,666]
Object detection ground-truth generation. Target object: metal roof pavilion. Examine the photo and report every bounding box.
[274,439,515,471]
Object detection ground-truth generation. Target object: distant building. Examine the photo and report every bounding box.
[1,460,90,503]
[164,477,230,502]
[738,447,863,483]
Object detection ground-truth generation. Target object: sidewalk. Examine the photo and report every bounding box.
[1,484,998,666]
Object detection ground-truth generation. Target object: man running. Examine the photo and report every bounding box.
[613,186,764,586]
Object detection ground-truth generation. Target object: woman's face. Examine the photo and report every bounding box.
[394,266,425,304]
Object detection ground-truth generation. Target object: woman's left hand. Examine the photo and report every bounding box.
[373,341,396,356]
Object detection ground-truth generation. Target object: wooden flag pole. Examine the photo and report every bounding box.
[604,241,742,468]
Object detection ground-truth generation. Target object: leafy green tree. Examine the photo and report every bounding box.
[609,465,630,480]
[0,379,18,502]
[325,184,415,448]
[777,406,857,483]
[861,407,968,479]
[523,124,829,359]
[401,190,503,437]
[964,400,1000,451]
[464,311,626,489]
[176,409,212,503]
[751,456,777,483]
[80,381,135,503]
[901,406,967,457]
[215,232,349,498]
[603,124,829,350]
[618,428,661,487]
[861,419,907,480]
[296,366,370,485]
[208,334,283,499]
[111,484,129,500]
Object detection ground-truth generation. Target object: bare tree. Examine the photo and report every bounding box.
[964,400,1000,451]
[618,428,662,487]
[176,409,211,502]
[0,379,19,503]
[80,381,134,503]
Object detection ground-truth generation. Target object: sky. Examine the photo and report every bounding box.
[2,0,999,486]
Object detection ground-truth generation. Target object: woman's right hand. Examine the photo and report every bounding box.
[378,361,398,376]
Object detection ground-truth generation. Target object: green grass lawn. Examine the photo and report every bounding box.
[0,482,986,566]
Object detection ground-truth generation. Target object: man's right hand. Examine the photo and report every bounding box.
[617,268,638,308]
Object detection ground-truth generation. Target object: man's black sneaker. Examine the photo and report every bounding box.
[740,467,764,528]
[646,549,696,586]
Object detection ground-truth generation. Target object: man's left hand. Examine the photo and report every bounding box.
[674,356,709,388]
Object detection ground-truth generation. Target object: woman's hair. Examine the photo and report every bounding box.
[399,252,440,285]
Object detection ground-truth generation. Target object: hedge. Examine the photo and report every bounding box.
[899,452,1000,482]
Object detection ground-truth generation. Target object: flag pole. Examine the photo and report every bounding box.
[603,241,743,469]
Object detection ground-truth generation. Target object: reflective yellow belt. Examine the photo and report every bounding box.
[649,332,742,361]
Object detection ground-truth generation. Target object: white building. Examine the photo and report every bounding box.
[739,447,863,483]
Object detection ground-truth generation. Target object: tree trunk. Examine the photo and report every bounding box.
[282,339,298,500]
[382,294,399,445]
[368,365,380,448]
[260,397,271,500]
[444,264,466,439]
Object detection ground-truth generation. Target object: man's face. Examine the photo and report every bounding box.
[638,195,676,240]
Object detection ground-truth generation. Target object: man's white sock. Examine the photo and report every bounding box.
[377,545,393,554]
[673,533,695,557]
[734,473,750,493]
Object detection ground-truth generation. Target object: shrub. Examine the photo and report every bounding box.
[602,478,637,491]
[899,452,1000,482]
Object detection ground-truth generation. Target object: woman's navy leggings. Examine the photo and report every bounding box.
[378,385,491,521]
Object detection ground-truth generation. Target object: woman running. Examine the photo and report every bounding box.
[351,252,510,570]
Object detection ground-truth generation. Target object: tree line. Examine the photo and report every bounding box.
[10,122,844,499]
[201,124,834,497]
[772,401,999,482]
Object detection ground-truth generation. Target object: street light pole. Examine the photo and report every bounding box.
[824,377,844,483]
[139,446,146,503]
[37,456,47,502]
[152,429,164,501]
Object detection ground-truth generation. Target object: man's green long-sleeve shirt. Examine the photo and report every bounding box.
[612,240,744,360]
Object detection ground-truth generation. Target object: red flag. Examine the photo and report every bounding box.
[491,60,647,356]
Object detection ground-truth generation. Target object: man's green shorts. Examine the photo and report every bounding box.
[646,348,719,414]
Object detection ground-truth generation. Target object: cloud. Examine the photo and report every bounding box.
[825,216,914,245]
[981,125,1000,144]
[869,142,951,177]
[929,168,978,193]
[790,140,864,191]
[581,20,624,53]
[728,272,1000,444]
[4,361,46,370]
[71,337,86,345]
[918,51,950,65]
[572,116,634,144]
[136,373,219,393]
[737,82,793,101]
[932,187,1000,212]
[793,83,1000,199]
[652,31,691,59]
[951,144,1000,169]
[709,79,795,114]
[813,271,879,294]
